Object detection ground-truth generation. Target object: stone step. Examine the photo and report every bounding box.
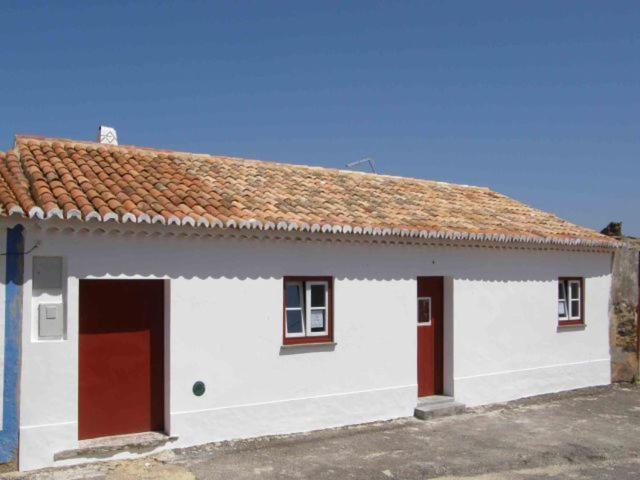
[414,396,466,420]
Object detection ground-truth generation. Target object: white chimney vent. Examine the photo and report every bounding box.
[98,125,118,145]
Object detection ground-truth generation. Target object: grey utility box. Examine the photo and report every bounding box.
[33,257,63,291]
[38,303,64,340]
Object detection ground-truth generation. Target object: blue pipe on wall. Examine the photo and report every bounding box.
[0,224,24,464]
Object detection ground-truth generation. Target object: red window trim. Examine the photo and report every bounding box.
[282,276,334,345]
[558,277,585,327]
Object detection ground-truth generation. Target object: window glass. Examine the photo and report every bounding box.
[570,300,580,318]
[309,309,326,332]
[286,310,304,334]
[310,284,326,307]
[285,283,302,308]
[418,297,431,325]
[570,282,580,300]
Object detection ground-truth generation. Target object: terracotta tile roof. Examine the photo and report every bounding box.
[0,135,618,248]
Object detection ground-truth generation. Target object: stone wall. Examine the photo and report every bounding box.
[607,235,639,382]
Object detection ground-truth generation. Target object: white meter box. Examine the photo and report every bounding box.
[38,303,64,340]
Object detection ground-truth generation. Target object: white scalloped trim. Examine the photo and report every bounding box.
[84,211,101,221]
[8,205,24,216]
[102,212,118,222]
[13,207,621,249]
[182,216,196,227]
[122,212,136,223]
[45,208,63,220]
[66,209,81,220]
[28,206,44,219]
[240,219,262,230]
[152,214,166,225]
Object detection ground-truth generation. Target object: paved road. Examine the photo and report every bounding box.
[4,384,640,479]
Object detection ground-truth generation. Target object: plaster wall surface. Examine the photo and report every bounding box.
[18,226,612,470]
[0,226,6,428]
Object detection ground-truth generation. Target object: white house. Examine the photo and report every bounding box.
[0,135,618,471]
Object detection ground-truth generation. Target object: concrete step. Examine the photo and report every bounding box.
[417,395,457,407]
[414,396,466,420]
[54,431,177,461]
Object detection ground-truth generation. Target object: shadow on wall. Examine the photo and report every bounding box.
[32,229,612,284]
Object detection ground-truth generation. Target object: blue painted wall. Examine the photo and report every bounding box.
[0,224,24,464]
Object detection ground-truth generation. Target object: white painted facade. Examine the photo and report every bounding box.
[17,222,612,470]
[0,226,6,429]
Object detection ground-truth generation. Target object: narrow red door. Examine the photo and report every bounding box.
[79,280,165,440]
[417,276,444,397]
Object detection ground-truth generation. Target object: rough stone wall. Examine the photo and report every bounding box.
[609,241,639,382]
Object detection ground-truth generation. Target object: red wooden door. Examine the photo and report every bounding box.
[79,280,164,440]
[417,277,444,397]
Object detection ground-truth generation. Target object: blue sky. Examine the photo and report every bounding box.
[1,1,638,235]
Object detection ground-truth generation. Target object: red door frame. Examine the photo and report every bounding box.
[78,279,165,440]
[417,276,444,397]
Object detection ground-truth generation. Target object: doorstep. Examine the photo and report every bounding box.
[414,395,466,420]
[54,431,178,461]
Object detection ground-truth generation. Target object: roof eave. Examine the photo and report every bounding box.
[5,213,621,251]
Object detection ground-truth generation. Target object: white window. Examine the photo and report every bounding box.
[558,278,583,325]
[568,280,581,320]
[284,278,332,343]
[306,282,328,336]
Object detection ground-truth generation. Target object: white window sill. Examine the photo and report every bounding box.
[557,323,586,331]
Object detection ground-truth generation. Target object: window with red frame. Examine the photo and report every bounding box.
[283,277,333,345]
[558,277,584,326]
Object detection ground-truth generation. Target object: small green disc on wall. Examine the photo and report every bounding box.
[193,381,205,396]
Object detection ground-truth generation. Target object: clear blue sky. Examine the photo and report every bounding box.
[1,1,638,235]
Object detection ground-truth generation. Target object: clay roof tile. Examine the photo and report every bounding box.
[0,135,618,248]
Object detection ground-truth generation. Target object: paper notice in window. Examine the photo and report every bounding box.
[310,310,325,329]
[558,301,567,317]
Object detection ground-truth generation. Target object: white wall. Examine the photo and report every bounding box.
[449,248,611,406]
[0,224,6,429]
[18,226,612,470]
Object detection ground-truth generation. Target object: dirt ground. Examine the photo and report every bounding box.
[4,383,640,479]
